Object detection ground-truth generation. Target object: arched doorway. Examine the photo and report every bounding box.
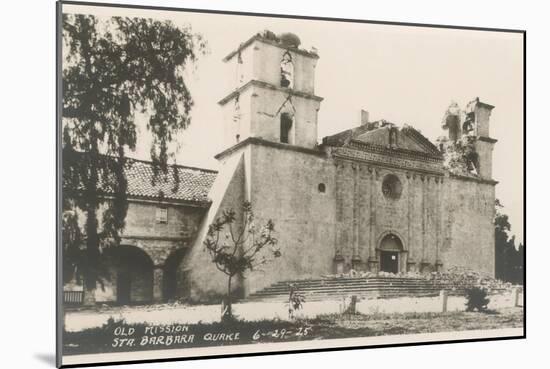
[163,248,187,302]
[378,233,404,274]
[105,245,154,305]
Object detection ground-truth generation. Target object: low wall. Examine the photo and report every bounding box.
[64,290,522,332]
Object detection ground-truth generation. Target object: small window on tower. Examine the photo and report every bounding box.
[280,113,293,144]
[156,207,168,224]
[280,51,294,88]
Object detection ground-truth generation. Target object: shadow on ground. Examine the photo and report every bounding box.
[34,353,56,366]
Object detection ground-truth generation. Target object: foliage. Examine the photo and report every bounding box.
[494,199,524,284]
[204,201,280,320]
[62,210,84,284]
[288,284,306,319]
[61,14,207,300]
[465,287,490,312]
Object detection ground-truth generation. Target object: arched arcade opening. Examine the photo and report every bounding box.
[162,248,187,302]
[103,245,154,305]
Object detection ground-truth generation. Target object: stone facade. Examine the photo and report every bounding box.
[63,160,216,305]
[182,31,498,301]
[65,31,498,305]
[84,200,208,304]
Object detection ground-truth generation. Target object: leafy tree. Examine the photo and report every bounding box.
[62,14,207,304]
[204,202,281,321]
[514,243,525,284]
[494,199,524,284]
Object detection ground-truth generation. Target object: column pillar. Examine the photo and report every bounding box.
[406,172,416,272]
[333,161,344,271]
[435,177,444,271]
[351,163,361,270]
[420,175,430,272]
[153,266,164,303]
[368,167,378,272]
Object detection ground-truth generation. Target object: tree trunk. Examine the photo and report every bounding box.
[82,143,100,307]
[223,275,233,320]
[83,282,96,306]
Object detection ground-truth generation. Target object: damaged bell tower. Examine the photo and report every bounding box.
[439,97,497,180]
[217,30,323,150]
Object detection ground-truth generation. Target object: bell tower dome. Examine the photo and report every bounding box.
[218,30,323,152]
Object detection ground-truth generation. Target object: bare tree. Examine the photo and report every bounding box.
[204,202,280,321]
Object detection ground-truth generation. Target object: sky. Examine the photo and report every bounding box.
[63,4,524,242]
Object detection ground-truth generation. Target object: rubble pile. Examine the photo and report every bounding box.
[322,270,425,279]
[321,266,520,295]
[429,266,519,294]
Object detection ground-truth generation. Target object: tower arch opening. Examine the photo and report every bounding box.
[280,112,294,144]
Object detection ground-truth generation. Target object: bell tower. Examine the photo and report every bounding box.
[467,97,497,180]
[440,97,497,180]
[218,31,323,151]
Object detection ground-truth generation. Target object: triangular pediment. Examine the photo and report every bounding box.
[323,122,442,158]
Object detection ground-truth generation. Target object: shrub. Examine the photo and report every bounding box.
[288,284,305,319]
[343,295,359,315]
[465,287,490,312]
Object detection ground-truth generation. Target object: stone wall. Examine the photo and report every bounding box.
[183,152,248,303]
[250,39,318,95]
[246,143,336,294]
[331,160,445,273]
[73,200,204,264]
[180,142,496,302]
[68,199,206,303]
[441,175,496,276]
[220,82,321,150]
[251,86,320,148]
[190,140,497,301]
[220,36,321,151]
[121,201,204,265]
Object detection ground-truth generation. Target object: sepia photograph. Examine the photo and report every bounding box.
[57,1,525,367]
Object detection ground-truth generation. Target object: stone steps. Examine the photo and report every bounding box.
[253,285,447,295]
[245,276,491,302]
[262,280,440,290]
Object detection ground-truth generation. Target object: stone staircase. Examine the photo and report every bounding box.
[245,276,471,302]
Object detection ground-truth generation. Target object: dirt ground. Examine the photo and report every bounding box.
[63,306,523,355]
[312,307,524,338]
[64,292,523,332]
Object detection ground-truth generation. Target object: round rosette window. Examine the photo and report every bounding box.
[382,174,402,199]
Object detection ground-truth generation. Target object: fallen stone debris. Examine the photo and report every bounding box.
[321,266,520,295]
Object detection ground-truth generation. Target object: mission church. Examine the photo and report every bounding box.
[65,31,498,305]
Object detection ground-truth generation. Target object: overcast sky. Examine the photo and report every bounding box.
[64,4,524,242]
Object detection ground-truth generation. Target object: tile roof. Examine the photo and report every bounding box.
[123,159,217,203]
[64,153,217,204]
